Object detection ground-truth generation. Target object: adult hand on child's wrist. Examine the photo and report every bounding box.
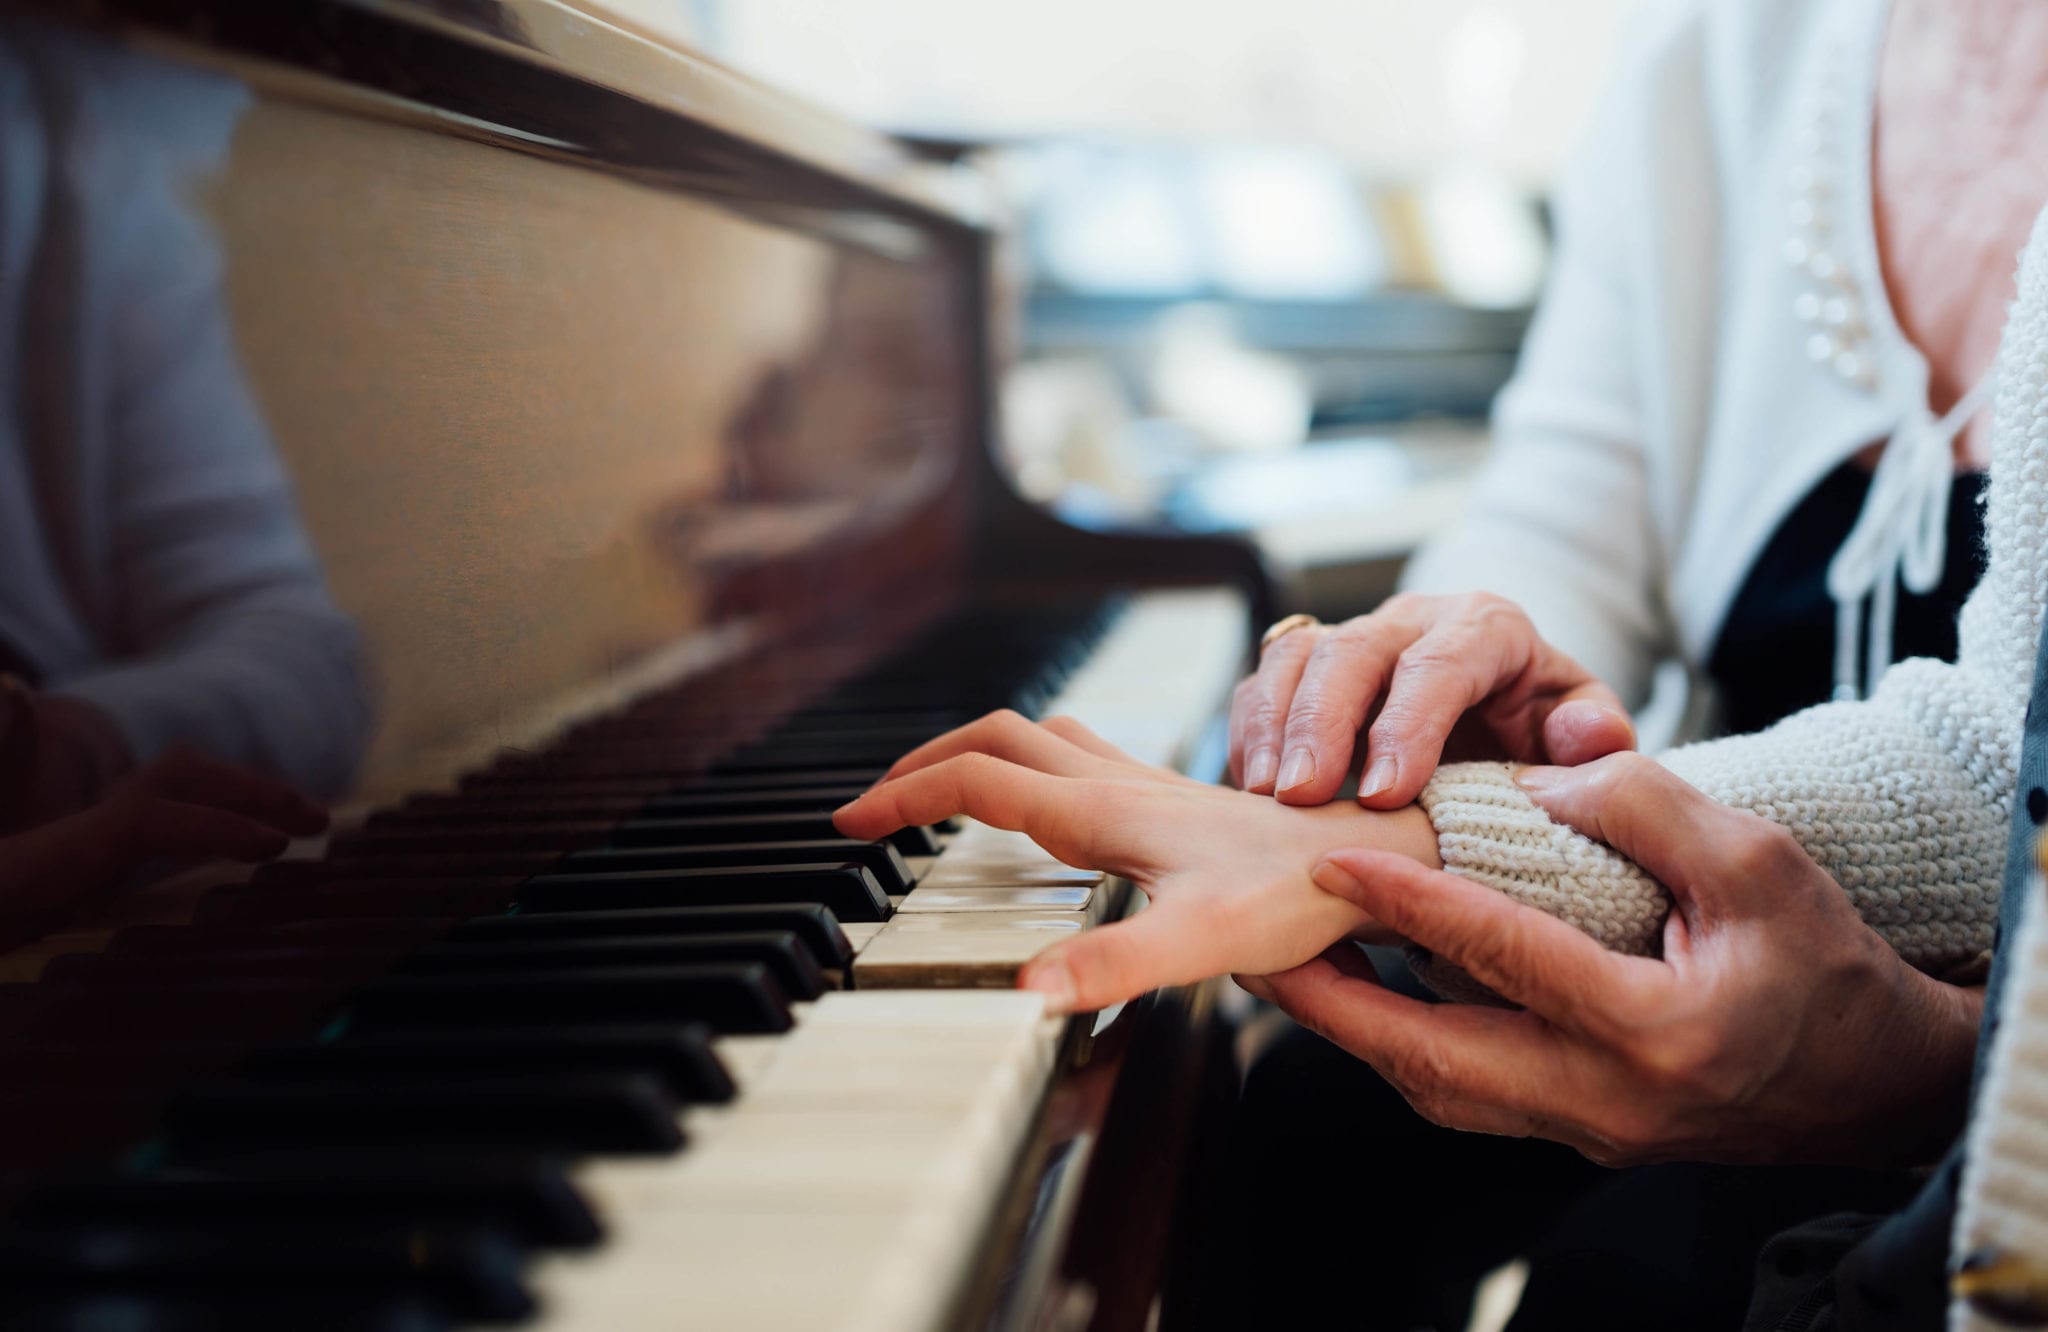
[1254,753,1979,1167]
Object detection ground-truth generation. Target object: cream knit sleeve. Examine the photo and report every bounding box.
[1415,205,2048,991]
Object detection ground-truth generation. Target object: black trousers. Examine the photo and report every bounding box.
[1187,1020,1922,1332]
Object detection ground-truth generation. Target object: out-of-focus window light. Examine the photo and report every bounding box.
[1032,148,1208,297]
[1027,143,1382,302]
[1197,146,1384,302]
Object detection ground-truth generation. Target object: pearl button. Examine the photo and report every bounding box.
[1784,237,1812,268]
[1821,296,1858,329]
[1806,333,1838,364]
[1832,350,1874,387]
[1807,250,1842,282]
[1794,292,1823,322]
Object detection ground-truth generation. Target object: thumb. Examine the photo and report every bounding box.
[1538,691,1636,766]
[1514,752,1752,916]
[1017,905,1207,1015]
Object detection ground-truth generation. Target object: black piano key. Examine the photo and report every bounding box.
[20,980,346,1045]
[459,770,679,795]
[20,1153,600,1248]
[108,920,453,956]
[453,902,853,970]
[644,783,871,814]
[607,811,940,857]
[377,790,951,846]
[166,1072,684,1154]
[383,784,866,825]
[43,949,398,987]
[712,742,914,773]
[673,766,882,792]
[404,931,826,1000]
[0,1290,449,1332]
[515,863,888,923]
[240,1025,735,1104]
[0,1219,530,1322]
[343,963,793,1035]
[0,1039,255,1089]
[560,839,913,895]
[249,859,551,887]
[336,811,937,860]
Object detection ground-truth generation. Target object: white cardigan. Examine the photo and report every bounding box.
[1397,2,2048,1315]
[1416,206,2046,1326]
[1416,171,2048,1332]
[1404,0,1970,716]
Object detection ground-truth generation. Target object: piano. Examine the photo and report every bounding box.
[0,1,1272,1327]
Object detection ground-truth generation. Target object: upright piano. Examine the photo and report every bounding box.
[0,2,1272,1327]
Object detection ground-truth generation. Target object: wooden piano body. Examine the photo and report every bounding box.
[0,1,1271,1326]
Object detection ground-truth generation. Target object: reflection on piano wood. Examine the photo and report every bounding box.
[0,1,1267,1328]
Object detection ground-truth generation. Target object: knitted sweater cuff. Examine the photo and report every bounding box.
[1411,761,1670,1000]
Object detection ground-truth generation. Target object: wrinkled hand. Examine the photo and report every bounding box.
[1230,592,1636,809]
[0,749,328,942]
[833,710,1439,1014]
[1249,753,1981,1167]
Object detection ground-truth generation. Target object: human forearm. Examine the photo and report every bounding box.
[1416,665,2009,990]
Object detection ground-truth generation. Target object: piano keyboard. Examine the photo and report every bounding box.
[0,587,1246,1332]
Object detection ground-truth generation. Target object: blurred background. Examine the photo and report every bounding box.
[585,0,1637,618]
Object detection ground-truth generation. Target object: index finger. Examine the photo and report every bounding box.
[1312,848,1651,1038]
[1355,620,1523,808]
[833,752,1121,869]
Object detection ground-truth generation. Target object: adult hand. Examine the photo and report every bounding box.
[1230,592,1635,809]
[0,748,328,943]
[1251,753,1981,1167]
[834,709,1440,1014]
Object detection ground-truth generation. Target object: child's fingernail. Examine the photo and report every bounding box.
[1021,955,1077,1015]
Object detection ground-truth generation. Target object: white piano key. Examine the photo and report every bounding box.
[894,884,1096,912]
[525,591,1246,1329]
[538,991,1055,1332]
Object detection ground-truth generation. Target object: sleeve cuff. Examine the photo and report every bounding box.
[1410,761,1670,1000]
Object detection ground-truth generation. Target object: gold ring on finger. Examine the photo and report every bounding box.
[1260,612,1321,652]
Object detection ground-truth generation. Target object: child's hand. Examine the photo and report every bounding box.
[834,710,1439,1013]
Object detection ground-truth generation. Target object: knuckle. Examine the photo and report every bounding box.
[949,751,1002,786]
[1406,1092,1458,1130]
[985,708,1029,736]
[1585,750,1655,797]
[1628,1020,1734,1104]
[1376,592,1421,618]
[1727,821,1805,881]
[1387,1041,1457,1106]
[1039,713,1082,739]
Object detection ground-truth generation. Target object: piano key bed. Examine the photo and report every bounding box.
[0,588,1246,1331]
